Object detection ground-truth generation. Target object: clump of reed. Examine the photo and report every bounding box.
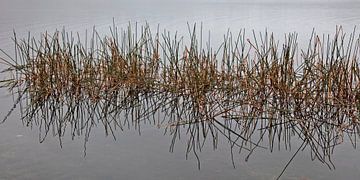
[2,25,359,111]
[1,24,360,178]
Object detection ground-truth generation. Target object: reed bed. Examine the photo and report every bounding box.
[1,24,360,178]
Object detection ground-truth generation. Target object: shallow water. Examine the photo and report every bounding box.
[1,1,360,179]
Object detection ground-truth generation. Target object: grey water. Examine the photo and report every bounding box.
[1,0,360,179]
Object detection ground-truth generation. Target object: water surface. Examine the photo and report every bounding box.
[1,1,360,179]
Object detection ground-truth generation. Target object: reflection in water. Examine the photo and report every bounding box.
[1,24,360,179]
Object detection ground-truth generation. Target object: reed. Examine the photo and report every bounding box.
[1,24,360,179]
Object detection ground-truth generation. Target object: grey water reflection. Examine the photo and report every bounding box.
[1,1,360,180]
[3,74,360,179]
[2,24,360,180]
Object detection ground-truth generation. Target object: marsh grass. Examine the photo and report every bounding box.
[1,24,360,179]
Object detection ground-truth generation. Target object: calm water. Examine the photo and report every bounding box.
[1,1,360,179]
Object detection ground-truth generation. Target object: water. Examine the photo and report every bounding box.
[1,1,360,179]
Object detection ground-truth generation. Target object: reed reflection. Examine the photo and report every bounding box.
[1,24,360,179]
